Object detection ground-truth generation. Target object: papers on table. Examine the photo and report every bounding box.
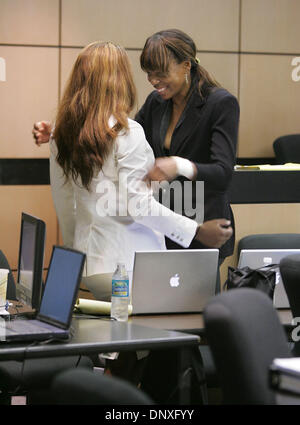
[235,163,300,171]
[74,298,133,316]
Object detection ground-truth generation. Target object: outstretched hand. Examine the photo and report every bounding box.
[195,219,233,248]
[32,121,52,146]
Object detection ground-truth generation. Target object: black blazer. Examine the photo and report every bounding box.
[135,86,240,258]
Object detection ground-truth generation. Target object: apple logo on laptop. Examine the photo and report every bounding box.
[170,273,180,287]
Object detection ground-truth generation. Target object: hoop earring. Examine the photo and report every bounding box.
[185,73,189,85]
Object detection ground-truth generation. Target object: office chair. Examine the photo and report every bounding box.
[0,249,93,405]
[50,368,153,405]
[273,134,300,164]
[237,233,300,344]
[280,254,300,356]
[203,288,291,404]
[238,233,300,258]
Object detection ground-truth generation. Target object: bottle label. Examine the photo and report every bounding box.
[112,279,129,297]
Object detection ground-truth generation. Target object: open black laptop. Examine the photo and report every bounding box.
[15,212,46,311]
[0,246,85,342]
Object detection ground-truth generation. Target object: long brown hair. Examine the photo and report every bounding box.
[140,29,221,98]
[53,41,136,190]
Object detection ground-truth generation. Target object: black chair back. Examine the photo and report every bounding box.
[273,134,300,164]
[204,288,291,404]
[280,254,300,317]
[51,368,153,405]
[238,234,300,259]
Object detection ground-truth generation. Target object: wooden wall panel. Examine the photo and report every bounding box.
[241,0,300,53]
[196,53,239,97]
[60,48,81,98]
[0,46,58,158]
[0,186,57,270]
[61,0,239,51]
[0,0,59,45]
[238,54,300,158]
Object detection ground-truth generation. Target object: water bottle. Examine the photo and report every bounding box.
[111,263,129,321]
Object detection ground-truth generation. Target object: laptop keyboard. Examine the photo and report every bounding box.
[4,320,56,334]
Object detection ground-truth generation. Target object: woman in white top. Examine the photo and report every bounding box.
[46,41,232,298]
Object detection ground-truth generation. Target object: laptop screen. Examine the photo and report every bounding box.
[39,246,85,327]
[17,213,45,309]
[19,220,35,291]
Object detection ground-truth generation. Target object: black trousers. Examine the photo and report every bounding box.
[215,257,225,294]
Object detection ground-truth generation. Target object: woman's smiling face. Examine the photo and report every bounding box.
[147,59,190,102]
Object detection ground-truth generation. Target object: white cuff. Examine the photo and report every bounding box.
[172,156,195,180]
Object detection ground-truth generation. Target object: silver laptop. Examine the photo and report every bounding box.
[238,249,300,309]
[131,249,219,315]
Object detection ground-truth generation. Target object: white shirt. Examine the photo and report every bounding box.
[50,118,198,275]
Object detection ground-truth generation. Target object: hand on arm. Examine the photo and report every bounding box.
[145,156,197,182]
[194,219,233,248]
[32,121,52,146]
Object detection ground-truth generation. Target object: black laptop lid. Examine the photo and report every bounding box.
[17,212,46,309]
[37,246,86,329]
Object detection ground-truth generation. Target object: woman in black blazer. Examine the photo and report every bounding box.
[135,29,240,287]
